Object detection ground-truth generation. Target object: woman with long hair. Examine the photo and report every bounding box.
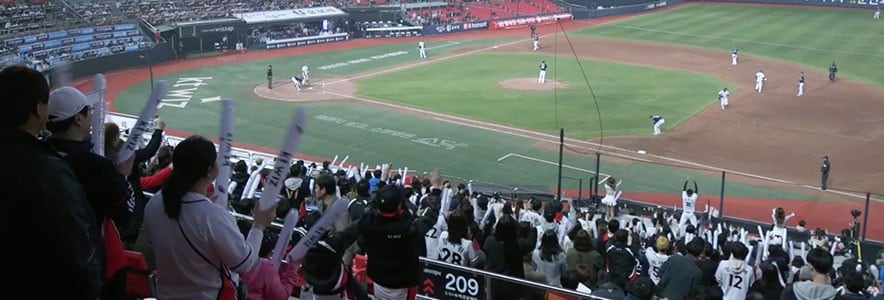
[566,229,604,287]
[768,207,795,247]
[435,213,479,267]
[485,214,537,299]
[750,261,785,300]
[533,230,567,287]
[143,136,276,299]
[600,176,623,220]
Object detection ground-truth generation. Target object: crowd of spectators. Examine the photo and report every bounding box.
[1,0,73,35]
[120,0,342,26]
[248,22,328,43]
[70,1,122,26]
[2,63,884,299]
[13,35,149,72]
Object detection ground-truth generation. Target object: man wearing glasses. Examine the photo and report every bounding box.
[46,86,136,254]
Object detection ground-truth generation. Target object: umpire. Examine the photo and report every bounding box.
[828,62,838,82]
[820,156,830,190]
[267,65,273,89]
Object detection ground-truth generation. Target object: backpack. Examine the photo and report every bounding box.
[605,245,639,283]
[348,197,369,222]
[102,219,153,299]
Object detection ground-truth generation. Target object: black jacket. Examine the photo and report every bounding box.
[49,137,131,227]
[118,129,164,244]
[484,223,537,300]
[356,196,437,288]
[0,129,103,299]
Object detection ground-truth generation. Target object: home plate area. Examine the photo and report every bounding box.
[254,77,356,102]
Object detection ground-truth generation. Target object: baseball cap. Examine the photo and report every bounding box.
[47,86,98,122]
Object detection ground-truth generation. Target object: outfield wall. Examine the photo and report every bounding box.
[44,42,176,86]
[701,0,880,9]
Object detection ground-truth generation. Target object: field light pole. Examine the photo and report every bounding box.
[557,128,564,201]
[139,50,155,92]
[561,176,583,200]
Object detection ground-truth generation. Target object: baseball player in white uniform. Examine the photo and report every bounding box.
[754,70,766,93]
[678,180,699,230]
[418,40,427,59]
[731,48,738,66]
[797,72,805,96]
[538,60,547,84]
[301,64,309,84]
[874,7,880,19]
[291,75,304,91]
[533,36,540,51]
[718,87,730,110]
[650,115,665,135]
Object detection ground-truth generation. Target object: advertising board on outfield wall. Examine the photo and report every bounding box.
[265,33,350,49]
[707,0,878,8]
[421,21,489,35]
[490,13,574,29]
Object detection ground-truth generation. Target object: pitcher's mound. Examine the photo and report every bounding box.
[254,77,355,102]
[499,78,567,91]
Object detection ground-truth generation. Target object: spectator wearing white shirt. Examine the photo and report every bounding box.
[143,136,277,300]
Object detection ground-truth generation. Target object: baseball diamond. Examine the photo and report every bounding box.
[95,3,883,241]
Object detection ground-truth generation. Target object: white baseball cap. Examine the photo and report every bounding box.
[47,86,98,122]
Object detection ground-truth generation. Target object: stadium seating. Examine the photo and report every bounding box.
[2,23,149,70]
[0,0,76,35]
[406,0,562,25]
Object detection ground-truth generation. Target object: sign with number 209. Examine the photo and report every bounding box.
[420,262,484,300]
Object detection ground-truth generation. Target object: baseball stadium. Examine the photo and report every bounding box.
[4,0,884,298]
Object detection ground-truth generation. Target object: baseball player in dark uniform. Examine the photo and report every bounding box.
[530,24,537,39]
[820,156,830,190]
[538,60,547,84]
[828,62,838,82]
[267,65,273,89]
[797,72,805,96]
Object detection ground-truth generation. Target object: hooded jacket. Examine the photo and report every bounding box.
[782,281,838,300]
[716,259,754,300]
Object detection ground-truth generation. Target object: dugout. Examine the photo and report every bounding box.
[233,7,350,50]
[173,19,247,54]
[346,6,406,38]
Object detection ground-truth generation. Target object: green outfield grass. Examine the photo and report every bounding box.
[356,52,728,139]
[114,36,825,201]
[118,38,516,107]
[574,3,884,88]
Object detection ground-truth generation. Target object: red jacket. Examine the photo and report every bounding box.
[140,167,171,191]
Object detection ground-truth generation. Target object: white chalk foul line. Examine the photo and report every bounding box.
[324,90,867,200]
[426,41,461,50]
[496,153,612,177]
